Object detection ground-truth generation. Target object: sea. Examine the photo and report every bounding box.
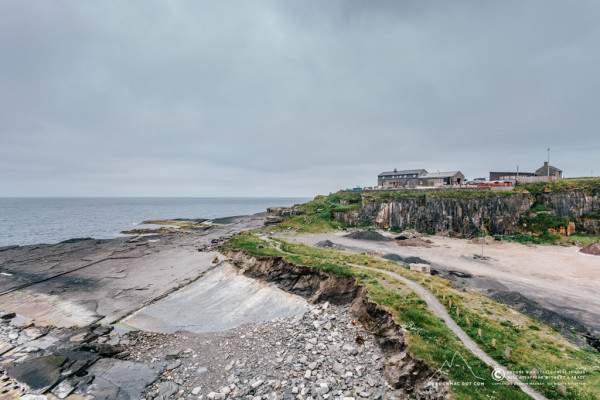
[0,197,311,247]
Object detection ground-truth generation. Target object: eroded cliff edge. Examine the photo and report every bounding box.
[227,249,448,400]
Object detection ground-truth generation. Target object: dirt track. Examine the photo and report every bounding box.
[288,232,600,339]
[266,236,548,400]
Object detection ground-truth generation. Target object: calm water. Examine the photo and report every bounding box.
[0,197,310,246]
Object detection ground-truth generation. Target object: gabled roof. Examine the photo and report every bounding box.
[421,171,463,179]
[535,164,562,173]
[378,169,426,177]
[490,171,534,175]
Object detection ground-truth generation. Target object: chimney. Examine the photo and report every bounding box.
[544,161,548,167]
[394,168,397,172]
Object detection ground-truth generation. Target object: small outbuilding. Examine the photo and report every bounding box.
[535,162,563,178]
[419,171,465,186]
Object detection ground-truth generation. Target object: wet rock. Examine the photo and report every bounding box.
[6,355,67,391]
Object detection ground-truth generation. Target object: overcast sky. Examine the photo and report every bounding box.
[1,1,599,197]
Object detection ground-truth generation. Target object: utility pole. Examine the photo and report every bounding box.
[517,165,519,182]
[547,148,550,176]
[481,218,485,258]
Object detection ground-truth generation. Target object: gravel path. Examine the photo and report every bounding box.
[267,237,548,400]
[349,264,547,400]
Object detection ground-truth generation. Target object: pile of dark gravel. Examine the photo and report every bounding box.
[382,254,430,265]
[316,240,335,248]
[382,254,404,263]
[344,231,392,242]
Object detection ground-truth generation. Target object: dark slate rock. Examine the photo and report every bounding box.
[7,355,67,391]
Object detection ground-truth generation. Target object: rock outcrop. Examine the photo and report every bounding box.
[538,191,600,234]
[333,194,532,235]
[332,191,600,236]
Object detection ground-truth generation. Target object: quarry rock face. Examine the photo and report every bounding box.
[333,191,600,235]
[539,191,600,234]
[538,191,599,217]
[334,194,532,235]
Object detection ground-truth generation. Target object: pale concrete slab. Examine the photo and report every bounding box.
[123,264,308,333]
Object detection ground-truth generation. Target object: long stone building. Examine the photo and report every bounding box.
[378,169,465,188]
[377,169,427,188]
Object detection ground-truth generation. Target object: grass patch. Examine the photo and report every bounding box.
[496,232,600,246]
[529,204,554,213]
[515,177,600,197]
[113,321,140,331]
[520,212,575,233]
[560,234,600,247]
[582,213,600,220]
[224,234,600,399]
[257,194,361,234]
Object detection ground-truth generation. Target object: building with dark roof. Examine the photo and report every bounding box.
[377,169,427,188]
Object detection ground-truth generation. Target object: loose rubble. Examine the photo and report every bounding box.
[135,302,397,399]
[580,241,600,256]
[0,311,162,399]
[0,302,403,400]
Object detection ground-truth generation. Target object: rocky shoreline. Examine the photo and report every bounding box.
[0,213,446,399]
[0,302,405,400]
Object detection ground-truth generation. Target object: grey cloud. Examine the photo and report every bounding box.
[1,0,599,197]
